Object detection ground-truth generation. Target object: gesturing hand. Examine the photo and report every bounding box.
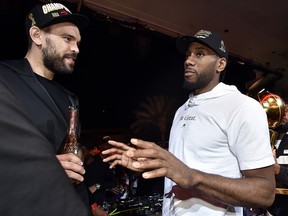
[103,138,193,189]
[102,140,143,171]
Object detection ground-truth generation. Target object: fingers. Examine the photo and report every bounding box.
[102,138,158,157]
[103,153,142,172]
[65,169,85,182]
[103,155,122,169]
[130,138,154,147]
[56,153,85,182]
[131,157,165,172]
[141,167,167,179]
[107,140,135,151]
[108,160,121,169]
[101,138,167,173]
[127,139,164,159]
[102,147,125,156]
[56,153,83,165]
[102,151,124,163]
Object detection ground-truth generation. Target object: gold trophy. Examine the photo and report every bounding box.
[258,89,287,195]
[257,89,285,148]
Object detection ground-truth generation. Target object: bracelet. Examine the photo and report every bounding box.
[91,203,98,210]
[95,183,101,190]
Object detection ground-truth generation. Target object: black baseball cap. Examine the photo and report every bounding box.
[176,30,228,60]
[25,2,89,33]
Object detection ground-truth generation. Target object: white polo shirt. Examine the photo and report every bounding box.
[162,83,274,216]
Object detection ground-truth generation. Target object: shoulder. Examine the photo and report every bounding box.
[0,59,27,68]
[0,59,32,74]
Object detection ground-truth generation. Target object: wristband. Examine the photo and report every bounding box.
[95,183,101,190]
[91,203,98,210]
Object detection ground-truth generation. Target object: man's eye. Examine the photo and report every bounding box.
[64,36,72,42]
[196,52,204,57]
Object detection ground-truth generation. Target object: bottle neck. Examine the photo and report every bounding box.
[67,106,78,138]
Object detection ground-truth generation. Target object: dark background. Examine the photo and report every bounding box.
[0,1,277,133]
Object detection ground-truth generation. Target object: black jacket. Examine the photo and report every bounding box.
[0,58,90,212]
[0,58,77,152]
[0,70,89,216]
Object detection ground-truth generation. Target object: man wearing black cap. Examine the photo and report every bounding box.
[102,30,276,215]
[0,2,96,216]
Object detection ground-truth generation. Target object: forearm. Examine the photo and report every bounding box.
[187,167,275,208]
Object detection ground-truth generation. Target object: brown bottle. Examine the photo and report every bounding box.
[59,106,83,186]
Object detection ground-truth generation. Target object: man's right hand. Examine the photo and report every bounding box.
[56,153,85,182]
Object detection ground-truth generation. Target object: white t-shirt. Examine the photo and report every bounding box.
[162,83,274,216]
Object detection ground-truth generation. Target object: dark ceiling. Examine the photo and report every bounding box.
[81,0,288,94]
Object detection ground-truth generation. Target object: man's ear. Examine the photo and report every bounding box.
[217,58,227,73]
[29,26,43,46]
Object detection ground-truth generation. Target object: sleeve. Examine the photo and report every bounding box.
[230,98,275,170]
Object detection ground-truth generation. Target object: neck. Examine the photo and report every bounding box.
[25,54,54,80]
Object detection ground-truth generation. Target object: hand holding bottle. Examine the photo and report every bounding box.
[56,153,85,183]
[58,106,85,185]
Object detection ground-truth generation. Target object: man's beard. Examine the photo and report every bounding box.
[183,71,213,91]
[42,39,76,75]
